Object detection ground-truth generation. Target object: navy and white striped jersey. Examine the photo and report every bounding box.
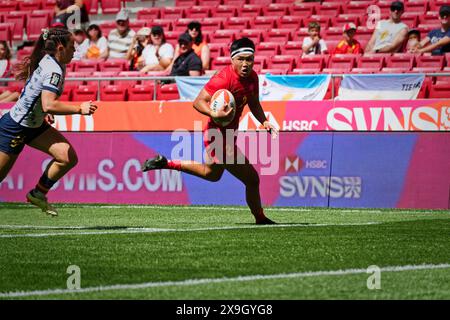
[9,54,66,128]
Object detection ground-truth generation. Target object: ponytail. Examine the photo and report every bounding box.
[15,28,72,81]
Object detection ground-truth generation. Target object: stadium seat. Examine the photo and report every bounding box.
[327,55,357,72]
[380,67,408,73]
[260,68,286,75]
[211,5,238,18]
[16,46,33,60]
[222,0,244,5]
[100,85,127,101]
[277,16,302,30]
[429,83,450,99]
[208,43,226,59]
[85,0,98,15]
[386,55,415,71]
[137,8,161,20]
[157,83,180,101]
[357,55,385,70]
[265,29,292,43]
[197,0,221,6]
[91,71,118,86]
[240,29,265,45]
[252,56,267,73]
[416,55,445,70]
[4,11,27,41]
[251,16,278,30]
[401,13,419,28]
[412,67,442,73]
[148,19,173,32]
[26,12,50,41]
[268,55,296,71]
[72,85,98,101]
[241,5,263,17]
[101,0,122,14]
[210,30,237,45]
[100,21,118,38]
[18,0,42,11]
[201,18,225,31]
[0,1,17,12]
[324,77,341,100]
[332,14,361,28]
[66,71,92,86]
[316,3,343,16]
[128,84,155,101]
[161,7,185,19]
[248,0,273,6]
[350,67,380,74]
[347,1,375,15]
[185,6,211,19]
[224,17,251,30]
[304,15,332,28]
[280,41,303,56]
[211,56,231,70]
[129,20,147,30]
[73,60,99,73]
[256,42,280,56]
[297,55,326,72]
[117,71,141,87]
[177,0,197,6]
[0,23,13,46]
[262,3,290,16]
[417,76,431,99]
[290,3,316,17]
[99,60,128,72]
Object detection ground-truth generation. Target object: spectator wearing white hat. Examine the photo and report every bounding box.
[108,10,136,59]
[333,23,364,55]
[140,26,174,73]
[126,27,151,71]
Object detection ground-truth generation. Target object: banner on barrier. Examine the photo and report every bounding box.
[1,99,449,132]
[1,132,449,209]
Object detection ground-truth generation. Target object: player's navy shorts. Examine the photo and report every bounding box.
[0,112,50,155]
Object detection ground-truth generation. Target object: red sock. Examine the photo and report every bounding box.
[253,208,267,223]
[165,160,182,171]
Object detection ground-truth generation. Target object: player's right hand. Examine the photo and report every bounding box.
[211,103,234,123]
[80,101,98,115]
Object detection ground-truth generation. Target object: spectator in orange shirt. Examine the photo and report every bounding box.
[333,23,364,55]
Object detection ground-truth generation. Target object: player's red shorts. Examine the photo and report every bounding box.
[203,124,241,165]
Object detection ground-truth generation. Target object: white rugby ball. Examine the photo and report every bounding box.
[210,89,236,127]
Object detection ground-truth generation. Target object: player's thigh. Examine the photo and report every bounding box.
[27,127,77,164]
[225,162,260,186]
[0,151,19,181]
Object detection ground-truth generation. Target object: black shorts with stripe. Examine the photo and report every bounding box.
[0,112,50,155]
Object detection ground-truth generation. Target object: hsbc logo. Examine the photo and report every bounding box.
[284,156,327,172]
[239,111,280,131]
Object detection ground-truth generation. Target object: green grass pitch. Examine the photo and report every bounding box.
[0,203,449,300]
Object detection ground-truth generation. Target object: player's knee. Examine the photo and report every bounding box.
[55,146,78,168]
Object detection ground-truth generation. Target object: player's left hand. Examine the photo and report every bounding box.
[44,114,55,125]
[263,121,278,139]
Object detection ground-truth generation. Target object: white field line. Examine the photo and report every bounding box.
[1,263,449,298]
[2,203,444,214]
[0,222,381,238]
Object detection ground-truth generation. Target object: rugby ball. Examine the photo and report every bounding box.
[210,89,236,127]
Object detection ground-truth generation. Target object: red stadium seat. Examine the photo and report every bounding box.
[316,3,343,16]
[347,1,375,15]
[197,0,221,6]
[67,71,92,86]
[251,16,278,30]
[289,68,318,74]
[73,60,99,73]
[327,55,357,71]
[277,16,302,30]
[176,0,197,6]
[325,27,344,40]
[416,55,445,70]
[128,84,155,101]
[201,18,225,31]
[4,11,27,41]
[26,12,50,41]
[210,30,237,45]
[208,43,226,59]
[324,77,341,100]
[256,42,280,56]
[260,68,286,75]
[290,3,316,17]
[222,0,244,5]
[85,0,99,15]
[297,55,326,72]
[157,83,180,101]
[129,20,147,30]
[72,85,98,101]
[211,56,230,70]
[386,55,415,71]
[380,67,408,73]
[429,83,450,99]
[185,6,211,19]
[16,46,33,60]
[357,55,385,70]
[18,0,42,11]
[100,21,118,38]
[350,67,380,74]
[240,29,265,45]
[411,67,442,73]
[268,55,296,71]
[117,71,141,87]
[401,13,419,28]
[304,15,332,28]
[280,41,303,56]
[262,3,290,17]
[148,19,172,32]
[0,23,13,46]
[91,71,118,86]
[100,85,127,101]
[99,60,128,72]
[248,0,273,5]
[0,1,17,12]
[211,5,237,18]
[252,56,267,73]
[332,14,361,28]
[417,76,431,99]
[265,29,292,43]
[137,8,161,20]
[161,7,185,19]
[100,0,121,14]
[224,17,251,30]
[241,5,263,17]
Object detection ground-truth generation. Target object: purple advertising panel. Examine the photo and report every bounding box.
[0,132,448,209]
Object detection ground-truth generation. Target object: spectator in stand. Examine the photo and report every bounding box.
[175,21,210,70]
[51,0,90,30]
[302,22,328,56]
[72,29,87,60]
[365,1,408,53]
[169,33,202,77]
[405,29,421,53]
[0,41,19,103]
[126,27,150,71]
[333,23,364,54]
[414,5,450,55]
[108,10,136,59]
[82,24,108,59]
[139,26,174,73]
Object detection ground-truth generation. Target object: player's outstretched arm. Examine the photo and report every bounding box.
[41,90,98,115]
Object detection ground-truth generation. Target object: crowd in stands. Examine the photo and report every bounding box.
[0,0,449,101]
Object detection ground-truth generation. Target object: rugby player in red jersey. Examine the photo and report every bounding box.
[142,38,278,224]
